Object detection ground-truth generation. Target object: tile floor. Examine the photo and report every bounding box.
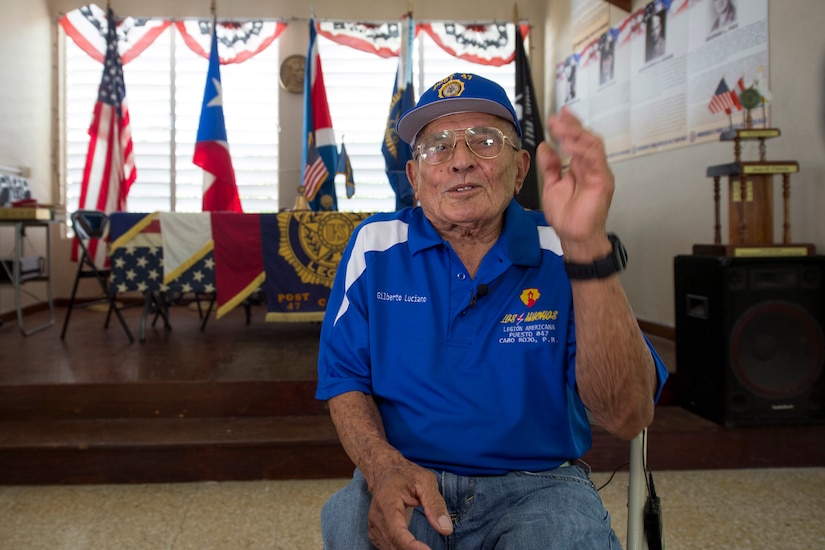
[1,468,823,549]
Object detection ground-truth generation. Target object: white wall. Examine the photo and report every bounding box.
[0,0,52,314]
[547,0,825,328]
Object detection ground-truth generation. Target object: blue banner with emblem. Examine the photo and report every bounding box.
[262,211,369,322]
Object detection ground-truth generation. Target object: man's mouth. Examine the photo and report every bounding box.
[449,184,478,193]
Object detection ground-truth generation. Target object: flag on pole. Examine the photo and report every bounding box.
[194,17,242,213]
[337,141,356,199]
[708,77,740,114]
[302,19,338,211]
[75,6,137,266]
[382,13,415,211]
[513,24,544,211]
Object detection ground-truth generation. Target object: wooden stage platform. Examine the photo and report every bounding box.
[1,303,822,484]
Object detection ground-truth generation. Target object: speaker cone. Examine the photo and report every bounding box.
[730,301,825,399]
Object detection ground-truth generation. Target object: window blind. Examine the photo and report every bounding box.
[63,22,516,216]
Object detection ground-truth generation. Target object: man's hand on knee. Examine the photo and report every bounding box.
[366,461,453,549]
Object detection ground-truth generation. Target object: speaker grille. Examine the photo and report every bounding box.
[730,301,825,399]
[675,254,825,426]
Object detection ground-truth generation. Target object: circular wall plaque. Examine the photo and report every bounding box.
[280,54,306,93]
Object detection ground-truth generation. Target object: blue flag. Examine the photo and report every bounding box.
[382,13,415,211]
[337,142,355,199]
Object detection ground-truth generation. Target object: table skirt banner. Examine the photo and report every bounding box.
[109,212,216,295]
[261,211,370,322]
[211,212,265,319]
[108,211,369,322]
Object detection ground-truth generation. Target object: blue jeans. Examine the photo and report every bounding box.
[321,462,622,549]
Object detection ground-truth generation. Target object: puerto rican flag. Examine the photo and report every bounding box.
[194,17,243,213]
[301,19,338,210]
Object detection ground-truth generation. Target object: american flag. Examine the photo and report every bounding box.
[75,6,136,266]
[109,212,216,295]
[194,17,243,213]
[108,213,163,294]
[303,134,328,201]
[301,19,338,209]
[708,78,741,114]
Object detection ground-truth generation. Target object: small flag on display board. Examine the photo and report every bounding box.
[708,77,741,114]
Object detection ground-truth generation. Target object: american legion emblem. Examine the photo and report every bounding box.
[277,211,370,288]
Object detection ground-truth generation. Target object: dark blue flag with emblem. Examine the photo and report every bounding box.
[382,13,415,211]
[514,24,544,211]
[337,141,355,199]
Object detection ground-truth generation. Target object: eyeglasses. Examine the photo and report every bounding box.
[414,126,520,165]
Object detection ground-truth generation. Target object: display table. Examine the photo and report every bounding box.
[109,211,369,324]
[0,218,55,335]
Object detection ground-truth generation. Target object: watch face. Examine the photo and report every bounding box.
[564,233,627,280]
[609,233,628,269]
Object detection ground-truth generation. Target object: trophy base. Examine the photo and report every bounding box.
[692,243,816,257]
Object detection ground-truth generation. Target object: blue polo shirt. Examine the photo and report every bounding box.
[317,200,668,476]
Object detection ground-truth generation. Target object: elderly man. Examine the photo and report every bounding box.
[317,73,668,549]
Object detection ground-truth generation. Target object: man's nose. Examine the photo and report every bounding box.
[451,138,475,166]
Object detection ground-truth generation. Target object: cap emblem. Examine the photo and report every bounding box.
[438,78,465,98]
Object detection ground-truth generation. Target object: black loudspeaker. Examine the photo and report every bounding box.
[674,254,825,426]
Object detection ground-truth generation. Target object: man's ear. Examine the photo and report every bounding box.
[406,159,419,195]
[513,149,531,195]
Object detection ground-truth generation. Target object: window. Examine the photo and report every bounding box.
[63,24,280,215]
[63,20,517,215]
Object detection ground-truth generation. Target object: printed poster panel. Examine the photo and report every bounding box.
[686,0,769,145]
[555,0,768,161]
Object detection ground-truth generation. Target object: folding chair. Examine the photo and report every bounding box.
[628,429,655,550]
[593,421,661,549]
[61,210,135,343]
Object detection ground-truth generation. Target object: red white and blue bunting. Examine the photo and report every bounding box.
[59,4,171,65]
[316,21,409,59]
[174,20,287,64]
[60,5,529,68]
[419,23,529,67]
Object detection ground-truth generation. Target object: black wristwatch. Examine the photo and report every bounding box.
[563,233,628,280]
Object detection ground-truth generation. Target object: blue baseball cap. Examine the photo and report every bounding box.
[396,73,522,144]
